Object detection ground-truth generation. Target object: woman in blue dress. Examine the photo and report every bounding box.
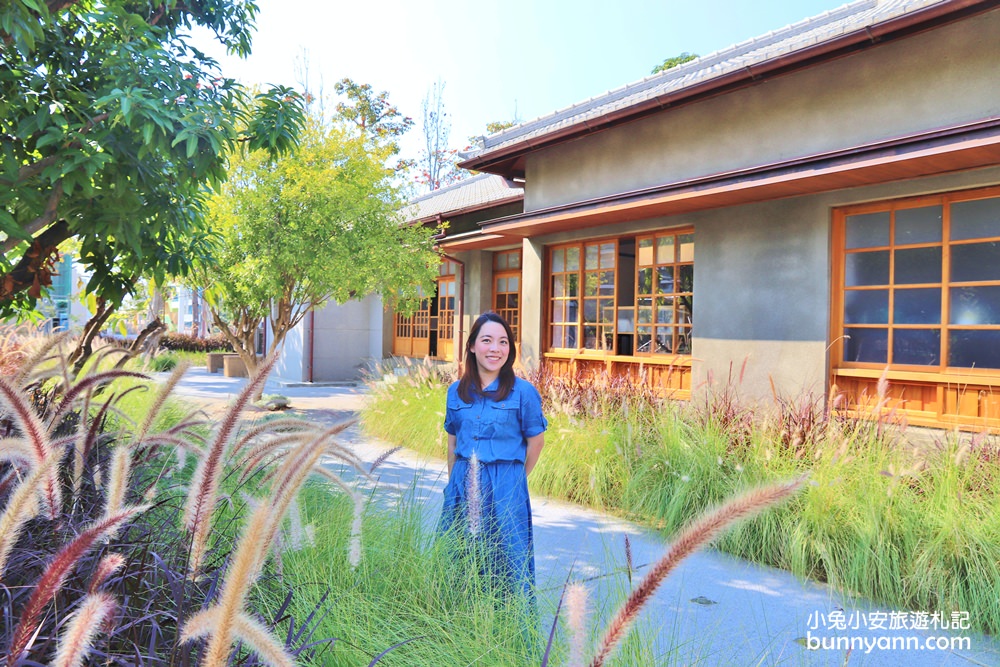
[439,311,548,603]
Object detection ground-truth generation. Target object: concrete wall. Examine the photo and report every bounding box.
[311,295,384,381]
[525,9,1000,211]
[275,295,385,383]
[273,317,306,382]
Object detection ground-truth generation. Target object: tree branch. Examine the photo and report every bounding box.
[1,181,63,254]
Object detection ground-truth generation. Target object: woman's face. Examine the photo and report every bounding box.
[472,321,510,377]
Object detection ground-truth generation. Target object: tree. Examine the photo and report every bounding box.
[199,101,440,391]
[651,52,699,75]
[415,80,466,192]
[0,0,305,330]
[334,78,414,145]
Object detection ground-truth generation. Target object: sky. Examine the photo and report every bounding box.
[190,0,852,168]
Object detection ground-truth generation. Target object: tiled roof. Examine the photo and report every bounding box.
[403,173,523,222]
[465,0,948,159]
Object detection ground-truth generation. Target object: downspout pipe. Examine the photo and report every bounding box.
[306,308,314,383]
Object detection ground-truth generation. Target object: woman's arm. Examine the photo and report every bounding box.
[524,433,545,476]
[447,433,457,474]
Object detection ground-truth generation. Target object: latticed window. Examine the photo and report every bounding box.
[635,231,694,355]
[549,240,617,351]
[493,249,521,341]
[547,232,693,355]
[836,190,1000,370]
[437,260,458,342]
[394,286,430,340]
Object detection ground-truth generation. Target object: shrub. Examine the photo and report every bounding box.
[159,331,234,353]
[0,339,369,665]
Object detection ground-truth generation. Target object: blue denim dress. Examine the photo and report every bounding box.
[439,377,548,600]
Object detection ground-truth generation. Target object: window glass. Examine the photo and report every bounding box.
[552,275,565,298]
[656,266,674,294]
[567,247,580,271]
[844,328,888,363]
[845,212,890,249]
[951,242,1000,282]
[638,239,654,266]
[552,248,565,273]
[679,234,695,262]
[496,277,507,293]
[893,288,940,325]
[844,290,889,324]
[894,247,941,284]
[585,245,599,270]
[657,237,674,264]
[509,253,521,269]
[895,206,942,245]
[948,330,1000,368]
[509,276,519,292]
[845,251,889,286]
[600,243,616,269]
[496,253,508,270]
[950,197,1000,241]
[894,329,940,366]
[949,286,1000,325]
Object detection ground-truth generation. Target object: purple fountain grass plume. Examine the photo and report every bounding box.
[369,446,402,474]
[50,591,118,667]
[587,476,806,667]
[348,489,364,568]
[566,582,589,667]
[183,353,278,577]
[70,385,95,500]
[624,534,634,587]
[230,417,319,457]
[10,331,70,388]
[5,506,147,666]
[102,446,132,519]
[235,433,305,485]
[87,553,126,594]
[46,369,149,429]
[181,435,327,667]
[466,452,481,536]
[0,456,59,578]
[0,376,60,516]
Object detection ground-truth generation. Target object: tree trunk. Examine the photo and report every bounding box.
[69,298,115,374]
[208,307,265,400]
[114,317,166,369]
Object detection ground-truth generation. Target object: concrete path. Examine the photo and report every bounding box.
[163,367,1000,667]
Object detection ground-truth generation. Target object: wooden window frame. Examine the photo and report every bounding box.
[634,229,694,357]
[831,184,1000,380]
[544,228,694,359]
[493,250,522,343]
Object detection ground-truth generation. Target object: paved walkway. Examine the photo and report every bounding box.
[163,367,1000,667]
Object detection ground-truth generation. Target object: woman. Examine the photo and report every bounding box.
[439,312,547,602]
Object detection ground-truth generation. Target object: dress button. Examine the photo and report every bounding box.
[473,436,478,440]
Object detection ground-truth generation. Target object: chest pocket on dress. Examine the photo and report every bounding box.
[487,401,519,427]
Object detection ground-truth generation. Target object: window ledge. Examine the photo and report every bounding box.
[544,351,693,367]
[832,367,1000,387]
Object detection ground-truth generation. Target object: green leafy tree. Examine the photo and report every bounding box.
[200,103,440,389]
[0,0,305,334]
[651,52,699,75]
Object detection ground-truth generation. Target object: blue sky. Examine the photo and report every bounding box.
[192,0,850,163]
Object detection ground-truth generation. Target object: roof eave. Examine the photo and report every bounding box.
[408,192,525,226]
[459,0,998,178]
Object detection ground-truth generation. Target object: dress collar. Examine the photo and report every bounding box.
[481,377,500,392]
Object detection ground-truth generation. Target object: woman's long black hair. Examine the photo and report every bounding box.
[457,312,517,403]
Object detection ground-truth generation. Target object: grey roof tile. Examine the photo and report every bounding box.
[403,173,523,222]
[465,0,946,158]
